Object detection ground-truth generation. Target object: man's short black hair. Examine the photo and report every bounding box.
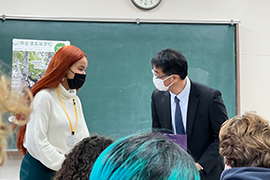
[151,49,188,80]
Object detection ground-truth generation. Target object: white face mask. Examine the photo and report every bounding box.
[153,75,174,91]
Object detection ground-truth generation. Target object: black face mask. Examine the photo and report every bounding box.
[67,69,86,89]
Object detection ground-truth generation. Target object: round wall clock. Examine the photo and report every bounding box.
[131,0,162,10]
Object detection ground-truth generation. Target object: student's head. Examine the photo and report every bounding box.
[0,74,32,165]
[54,135,114,180]
[31,45,87,96]
[219,112,270,168]
[90,132,200,180]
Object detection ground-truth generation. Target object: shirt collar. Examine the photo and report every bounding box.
[169,77,191,102]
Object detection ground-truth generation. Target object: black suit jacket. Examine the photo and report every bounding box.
[151,80,228,180]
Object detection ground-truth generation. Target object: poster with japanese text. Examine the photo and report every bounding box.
[12,39,70,90]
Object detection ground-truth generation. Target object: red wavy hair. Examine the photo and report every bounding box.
[15,45,87,155]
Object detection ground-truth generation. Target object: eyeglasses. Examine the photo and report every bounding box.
[151,69,170,79]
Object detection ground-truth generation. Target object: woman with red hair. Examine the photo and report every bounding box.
[18,45,89,180]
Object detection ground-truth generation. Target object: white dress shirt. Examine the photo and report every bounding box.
[169,77,191,134]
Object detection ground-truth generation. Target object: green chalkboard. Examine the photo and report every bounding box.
[0,20,236,150]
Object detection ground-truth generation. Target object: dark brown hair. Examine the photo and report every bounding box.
[54,134,114,180]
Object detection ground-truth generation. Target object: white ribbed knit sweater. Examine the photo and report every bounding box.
[24,83,89,171]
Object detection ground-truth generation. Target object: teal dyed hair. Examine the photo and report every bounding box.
[90,132,200,180]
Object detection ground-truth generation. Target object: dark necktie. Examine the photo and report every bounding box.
[174,96,185,134]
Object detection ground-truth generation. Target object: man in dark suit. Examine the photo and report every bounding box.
[151,49,228,180]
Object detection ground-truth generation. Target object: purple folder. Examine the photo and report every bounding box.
[163,133,187,152]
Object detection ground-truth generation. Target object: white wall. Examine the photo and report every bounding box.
[1,0,270,179]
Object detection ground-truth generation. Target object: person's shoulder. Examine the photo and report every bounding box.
[191,80,212,89]
[34,88,56,100]
[191,80,221,93]
[152,89,168,97]
[32,88,56,108]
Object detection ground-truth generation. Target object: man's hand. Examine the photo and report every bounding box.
[195,163,203,171]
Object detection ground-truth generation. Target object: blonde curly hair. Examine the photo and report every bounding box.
[219,112,270,168]
[0,74,32,165]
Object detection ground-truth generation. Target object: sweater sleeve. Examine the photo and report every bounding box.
[24,90,65,171]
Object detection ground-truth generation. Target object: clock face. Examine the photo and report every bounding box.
[131,0,162,10]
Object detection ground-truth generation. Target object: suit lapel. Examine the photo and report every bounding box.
[161,91,172,131]
[187,81,199,136]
